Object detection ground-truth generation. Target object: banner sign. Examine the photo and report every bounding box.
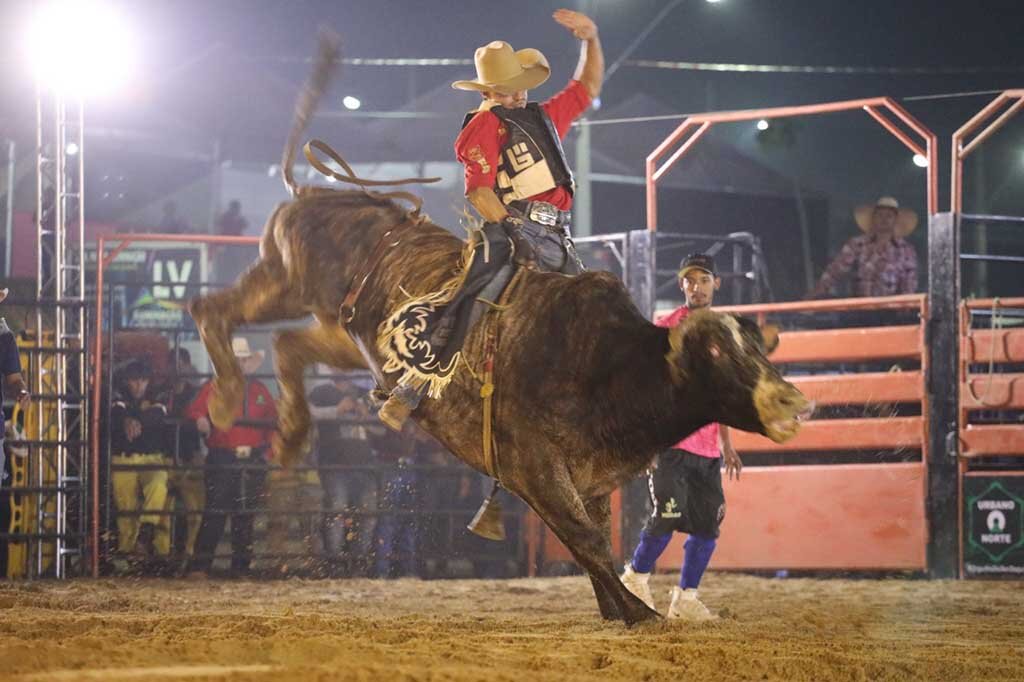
[964,475,1024,578]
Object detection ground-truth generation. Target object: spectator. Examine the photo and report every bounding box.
[310,371,379,577]
[159,200,191,234]
[0,291,30,487]
[158,348,204,562]
[809,196,918,299]
[371,424,421,579]
[185,337,276,577]
[213,200,253,284]
[215,200,248,237]
[109,358,170,564]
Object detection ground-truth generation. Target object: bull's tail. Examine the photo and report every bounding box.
[282,28,341,197]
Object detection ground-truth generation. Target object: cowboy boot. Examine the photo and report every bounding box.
[378,395,412,432]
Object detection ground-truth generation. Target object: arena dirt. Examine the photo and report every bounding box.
[2,573,1022,681]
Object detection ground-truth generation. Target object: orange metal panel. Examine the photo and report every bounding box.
[789,372,923,405]
[962,329,1024,364]
[656,463,928,570]
[962,374,1024,411]
[772,326,921,364]
[730,417,923,452]
[961,424,1024,457]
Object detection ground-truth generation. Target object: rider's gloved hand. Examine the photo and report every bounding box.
[501,216,538,270]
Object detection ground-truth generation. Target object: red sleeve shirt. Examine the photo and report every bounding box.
[656,305,721,458]
[454,80,592,211]
[185,380,277,450]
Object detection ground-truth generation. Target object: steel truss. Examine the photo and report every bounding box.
[29,87,88,578]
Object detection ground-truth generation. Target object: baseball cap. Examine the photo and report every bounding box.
[678,253,716,278]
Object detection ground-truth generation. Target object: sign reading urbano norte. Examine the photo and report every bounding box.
[964,477,1024,578]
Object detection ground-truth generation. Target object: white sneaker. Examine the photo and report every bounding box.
[620,564,655,610]
[666,586,718,622]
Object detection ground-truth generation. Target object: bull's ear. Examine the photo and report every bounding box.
[761,324,781,355]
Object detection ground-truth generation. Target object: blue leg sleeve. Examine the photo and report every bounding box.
[630,530,672,573]
[680,534,717,589]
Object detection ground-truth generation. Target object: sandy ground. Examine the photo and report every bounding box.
[2,573,1023,681]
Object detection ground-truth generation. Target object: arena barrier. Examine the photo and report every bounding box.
[959,297,1024,578]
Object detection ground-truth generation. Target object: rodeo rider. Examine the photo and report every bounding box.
[378,8,604,430]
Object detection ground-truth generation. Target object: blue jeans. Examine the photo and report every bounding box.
[374,463,419,578]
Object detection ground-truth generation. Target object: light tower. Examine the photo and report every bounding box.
[26,0,134,578]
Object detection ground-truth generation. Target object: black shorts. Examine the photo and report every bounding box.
[642,449,725,538]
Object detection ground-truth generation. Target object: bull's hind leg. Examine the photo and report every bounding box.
[273,321,365,467]
[189,255,303,430]
[520,472,659,626]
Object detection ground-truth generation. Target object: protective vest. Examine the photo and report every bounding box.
[462,103,574,205]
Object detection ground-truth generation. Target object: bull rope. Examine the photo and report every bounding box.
[474,268,527,482]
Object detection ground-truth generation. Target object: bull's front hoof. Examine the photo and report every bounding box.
[208,381,242,431]
[624,605,663,627]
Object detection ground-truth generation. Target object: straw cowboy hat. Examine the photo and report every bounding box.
[451,41,550,94]
[232,337,264,363]
[854,196,918,238]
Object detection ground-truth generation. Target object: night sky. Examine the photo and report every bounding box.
[1,0,1022,296]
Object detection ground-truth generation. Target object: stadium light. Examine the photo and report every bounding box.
[756,119,769,131]
[912,153,928,168]
[26,1,136,96]
[66,142,79,156]
[342,95,362,111]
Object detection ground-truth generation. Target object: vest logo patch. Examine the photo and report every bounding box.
[662,498,681,518]
[467,145,490,174]
[506,142,535,173]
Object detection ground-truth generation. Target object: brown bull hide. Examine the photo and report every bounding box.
[188,31,808,625]
[189,189,810,625]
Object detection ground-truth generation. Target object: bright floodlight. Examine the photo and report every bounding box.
[342,96,361,111]
[27,1,135,96]
[756,119,769,131]
[66,142,79,156]
[913,153,928,168]
[706,0,724,4]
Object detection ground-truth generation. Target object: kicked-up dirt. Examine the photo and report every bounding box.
[2,572,1023,681]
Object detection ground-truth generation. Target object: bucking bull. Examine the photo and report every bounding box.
[189,33,811,625]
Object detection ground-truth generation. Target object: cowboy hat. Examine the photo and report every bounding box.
[232,337,264,362]
[452,41,550,94]
[854,196,918,238]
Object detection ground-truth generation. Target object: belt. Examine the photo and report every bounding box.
[508,200,571,231]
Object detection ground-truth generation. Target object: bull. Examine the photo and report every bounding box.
[188,34,811,625]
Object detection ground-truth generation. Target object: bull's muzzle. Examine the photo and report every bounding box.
[754,377,813,443]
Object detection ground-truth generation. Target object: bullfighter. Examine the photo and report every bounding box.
[620,253,744,621]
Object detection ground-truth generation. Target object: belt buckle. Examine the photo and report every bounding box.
[528,202,558,227]
[235,445,252,459]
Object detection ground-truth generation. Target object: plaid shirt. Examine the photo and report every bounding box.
[813,234,918,297]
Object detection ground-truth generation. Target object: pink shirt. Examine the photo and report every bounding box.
[655,306,721,459]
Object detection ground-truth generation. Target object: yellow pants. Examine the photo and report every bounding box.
[111,453,169,554]
[166,466,205,557]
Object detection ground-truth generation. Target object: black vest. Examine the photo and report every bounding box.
[462,103,574,204]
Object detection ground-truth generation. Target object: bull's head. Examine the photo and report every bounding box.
[667,309,812,443]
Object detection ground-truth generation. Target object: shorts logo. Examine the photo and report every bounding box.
[717,502,726,524]
[662,498,681,519]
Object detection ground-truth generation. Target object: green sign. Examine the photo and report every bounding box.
[964,477,1024,578]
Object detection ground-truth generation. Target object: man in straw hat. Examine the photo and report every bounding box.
[378,8,604,431]
[185,336,277,577]
[809,196,919,299]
